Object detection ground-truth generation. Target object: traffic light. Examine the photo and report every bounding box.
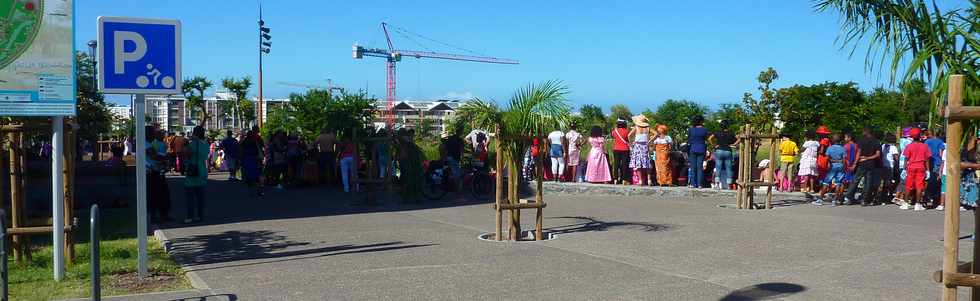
[259,19,271,54]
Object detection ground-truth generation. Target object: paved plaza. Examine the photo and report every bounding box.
[125,174,977,300]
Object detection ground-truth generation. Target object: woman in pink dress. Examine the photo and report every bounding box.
[586,126,612,183]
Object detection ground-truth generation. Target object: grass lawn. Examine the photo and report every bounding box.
[9,207,191,301]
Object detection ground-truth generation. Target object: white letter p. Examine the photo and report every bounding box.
[113,31,147,74]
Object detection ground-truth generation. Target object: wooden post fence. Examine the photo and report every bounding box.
[939,74,978,300]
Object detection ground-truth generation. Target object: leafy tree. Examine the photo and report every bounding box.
[577,104,606,130]
[777,82,864,139]
[74,52,112,141]
[651,99,707,142]
[711,103,749,131]
[742,67,780,133]
[261,89,378,141]
[608,104,633,125]
[182,75,213,125]
[221,77,253,129]
[816,0,979,128]
[454,80,571,237]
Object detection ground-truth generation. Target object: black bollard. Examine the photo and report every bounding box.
[90,205,100,301]
[1,209,7,301]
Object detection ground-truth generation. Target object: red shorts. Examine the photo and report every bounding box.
[905,167,927,192]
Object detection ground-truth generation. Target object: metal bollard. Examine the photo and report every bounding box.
[1,209,7,301]
[90,205,100,301]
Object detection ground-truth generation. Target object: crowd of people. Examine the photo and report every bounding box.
[531,114,976,212]
[130,112,979,224]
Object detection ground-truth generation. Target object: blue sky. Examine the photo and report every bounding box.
[76,0,971,112]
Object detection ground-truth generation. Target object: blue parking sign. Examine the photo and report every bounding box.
[98,17,181,94]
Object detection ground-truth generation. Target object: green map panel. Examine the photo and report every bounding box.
[0,0,43,71]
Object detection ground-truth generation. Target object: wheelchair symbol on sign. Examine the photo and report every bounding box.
[136,64,175,89]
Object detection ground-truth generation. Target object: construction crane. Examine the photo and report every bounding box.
[353,22,518,127]
[277,80,346,93]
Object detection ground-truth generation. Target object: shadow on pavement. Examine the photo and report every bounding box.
[719,282,806,301]
[172,293,239,301]
[167,230,437,270]
[160,177,497,229]
[546,216,673,235]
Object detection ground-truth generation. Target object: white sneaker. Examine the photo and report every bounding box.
[914,204,927,211]
[899,204,911,210]
[936,205,945,211]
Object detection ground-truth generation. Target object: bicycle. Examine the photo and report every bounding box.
[422,159,496,201]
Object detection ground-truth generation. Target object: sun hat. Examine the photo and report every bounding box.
[816,125,831,135]
[631,115,650,127]
[902,127,912,138]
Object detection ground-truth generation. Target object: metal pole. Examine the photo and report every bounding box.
[1,209,8,301]
[134,95,148,278]
[90,205,100,301]
[53,116,65,281]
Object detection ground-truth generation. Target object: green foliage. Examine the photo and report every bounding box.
[651,99,707,142]
[182,75,213,125]
[259,89,377,141]
[711,103,749,131]
[815,0,980,128]
[74,52,112,141]
[220,77,253,129]
[608,103,632,125]
[576,104,607,130]
[777,82,865,139]
[742,67,780,134]
[455,80,571,167]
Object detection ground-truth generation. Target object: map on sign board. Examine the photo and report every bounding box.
[0,0,75,116]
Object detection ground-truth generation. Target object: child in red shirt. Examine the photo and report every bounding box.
[902,128,932,209]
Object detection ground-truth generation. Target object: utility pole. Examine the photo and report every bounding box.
[258,3,272,129]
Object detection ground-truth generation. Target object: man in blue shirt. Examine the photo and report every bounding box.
[924,130,945,204]
[815,135,847,206]
[220,130,241,181]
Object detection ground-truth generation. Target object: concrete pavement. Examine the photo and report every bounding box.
[139,174,976,300]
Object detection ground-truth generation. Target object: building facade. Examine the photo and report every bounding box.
[128,92,288,133]
[372,99,460,136]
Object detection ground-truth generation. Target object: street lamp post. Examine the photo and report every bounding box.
[258,4,272,129]
[87,40,97,97]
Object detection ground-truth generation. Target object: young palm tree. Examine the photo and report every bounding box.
[814,0,979,125]
[454,80,571,239]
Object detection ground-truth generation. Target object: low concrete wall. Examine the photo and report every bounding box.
[539,182,805,199]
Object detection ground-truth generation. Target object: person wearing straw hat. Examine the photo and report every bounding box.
[628,115,653,186]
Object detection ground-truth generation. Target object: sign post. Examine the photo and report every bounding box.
[0,0,76,281]
[98,16,181,279]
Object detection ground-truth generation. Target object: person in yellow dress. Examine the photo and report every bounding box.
[778,132,799,191]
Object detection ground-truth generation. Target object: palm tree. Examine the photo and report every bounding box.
[814,0,979,125]
[454,80,571,239]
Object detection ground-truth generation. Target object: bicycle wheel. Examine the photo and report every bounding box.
[422,171,448,200]
[470,172,493,200]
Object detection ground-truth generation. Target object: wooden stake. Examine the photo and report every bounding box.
[944,74,964,301]
[494,129,503,241]
[535,133,544,241]
[64,126,76,263]
[7,132,22,261]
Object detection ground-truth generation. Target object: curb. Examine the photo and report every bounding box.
[154,229,212,290]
